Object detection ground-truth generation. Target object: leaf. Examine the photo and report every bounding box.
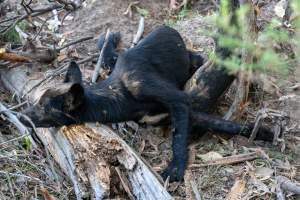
[40,188,57,200]
[225,178,246,200]
[255,167,274,178]
[197,151,223,162]
[22,136,32,151]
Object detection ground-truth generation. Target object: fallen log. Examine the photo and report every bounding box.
[189,150,261,168]
[0,66,172,200]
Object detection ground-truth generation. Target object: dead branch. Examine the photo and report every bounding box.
[19,34,93,66]
[0,134,30,147]
[131,16,144,48]
[92,29,110,83]
[0,170,43,183]
[19,54,101,98]
[123,1,140,18]
[0,43,58,64]
[0,48,30,62]
[277,176,300,195]
[189,150,261,168]
[32,15,53,41]
[21,0,34,15]
[57,36,94,51]
[10,48,57,63]
[0,101,36,148]
[248,109,268,142]
[276,183,286,200]
[114,167,135,200]
[1,4,63,34]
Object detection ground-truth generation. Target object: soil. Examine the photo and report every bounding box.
[63,0,168,52]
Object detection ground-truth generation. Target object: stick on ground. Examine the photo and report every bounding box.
[131,16,144,48]
[189,150,261,168]
[92,29,110,83]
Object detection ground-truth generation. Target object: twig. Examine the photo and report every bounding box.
[288,83,300,90]
[1,4,63,34]
[0,102,36,148]
[189,150,261,168]
[131,16,144,48]
[23,52,99,98]
[276,176,300,195]
[0,170,43,183]
[92,28,110,83]
[21,76,52,99]
[4,172,15,198]
[43,139,61,190]
[21,0,34,15]
[123,1,140,17]
[223,73,248,120]
[60,10,72,26]
[276,183,286,200]
[13,111,47,155]
[32,15,53,41]
[190,178,202,200]
[0,134,30,147]
[248,109,268,142]
[115,167,135,200]
[0,155,49,177]
[56,36,94,51]
[0,16,20,24]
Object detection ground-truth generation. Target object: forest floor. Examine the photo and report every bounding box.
[0,0,299,199]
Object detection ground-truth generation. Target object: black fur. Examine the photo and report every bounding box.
[97,30,204,76]
[21,25,273,182]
